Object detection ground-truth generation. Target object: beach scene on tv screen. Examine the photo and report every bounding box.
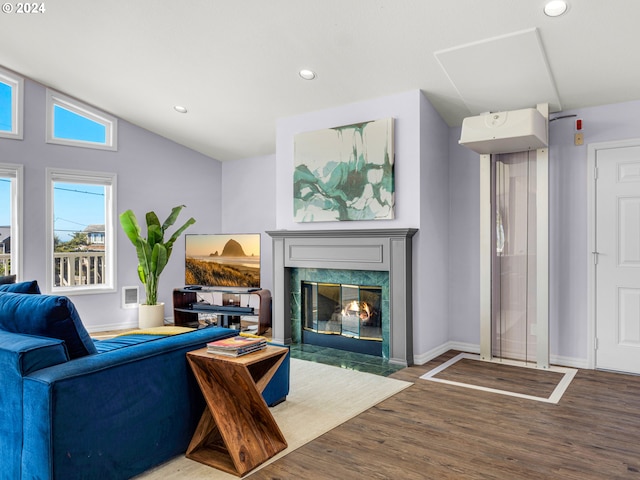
[185,234,260,287]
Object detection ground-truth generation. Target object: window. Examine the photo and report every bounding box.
[46,169,117,294]
[0,67,24,139]
[0,163,23,279]
[46,89,118,151]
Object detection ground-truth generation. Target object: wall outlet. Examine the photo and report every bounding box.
[574,133,584,146]
[530,323,537,336]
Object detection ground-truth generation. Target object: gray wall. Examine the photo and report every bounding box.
[447,128,481,350]
[221,153,276,292]
[416,92,451,356]
[1,78,223,332]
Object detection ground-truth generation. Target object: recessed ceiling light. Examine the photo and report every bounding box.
[544,0,568,17]
[173,105,188,113]
[299,69,316,80]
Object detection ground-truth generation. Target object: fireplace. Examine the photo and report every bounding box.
[300,277,385,356]
[267,229,417,366]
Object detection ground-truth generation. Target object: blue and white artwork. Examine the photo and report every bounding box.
[293,118,394,222]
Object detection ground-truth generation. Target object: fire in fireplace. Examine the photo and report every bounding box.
[301,281,383,356]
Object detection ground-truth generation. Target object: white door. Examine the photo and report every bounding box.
[596,145,640,374]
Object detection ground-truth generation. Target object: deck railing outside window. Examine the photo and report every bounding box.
[54,251,105,287]
[0,253,9,276]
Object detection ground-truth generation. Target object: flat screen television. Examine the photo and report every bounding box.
[185,233,261,288]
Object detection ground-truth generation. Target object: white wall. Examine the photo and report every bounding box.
[1,78,223,332]
[447,99,640,366]
[221,154,276,292]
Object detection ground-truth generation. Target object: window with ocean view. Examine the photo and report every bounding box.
[46,168,117,294]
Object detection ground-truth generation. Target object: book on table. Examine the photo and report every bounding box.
[207,335,267,356]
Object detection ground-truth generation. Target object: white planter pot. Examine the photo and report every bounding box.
[138,302,165,329]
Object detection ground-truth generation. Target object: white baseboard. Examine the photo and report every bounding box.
[86,315,176,334]
[413,341,479,365]
[86,319,138,333]
[414,341,589,369]
[550,354,589,369]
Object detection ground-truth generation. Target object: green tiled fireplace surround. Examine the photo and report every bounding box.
[267,229,417,366]
[289,268,390,359]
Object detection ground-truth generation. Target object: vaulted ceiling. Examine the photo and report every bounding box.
[1,0,638,161]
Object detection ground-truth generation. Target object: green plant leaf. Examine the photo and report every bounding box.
[152,243,168,276]
[161,205,186,231]
[119,210,142,244]
[145,211,161,229]
[165,216,196,252]
[137,264,145,284]
[147,224,163,248]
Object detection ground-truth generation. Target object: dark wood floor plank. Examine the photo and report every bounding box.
[249,351,640,479]
[432,357,566,397]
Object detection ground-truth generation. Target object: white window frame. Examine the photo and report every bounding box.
[0,163,23,279]
[0,67,24,140]
[46,89,118,151]
[45,168,117,295]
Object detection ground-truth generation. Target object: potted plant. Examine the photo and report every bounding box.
[120,205,196,328]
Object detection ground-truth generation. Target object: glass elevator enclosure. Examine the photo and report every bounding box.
[476,105,549,369]
[491,151,538,363]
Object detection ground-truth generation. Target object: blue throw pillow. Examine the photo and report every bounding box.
[0,280,41,294]
[0,292,97,359]
[0,274,16,285]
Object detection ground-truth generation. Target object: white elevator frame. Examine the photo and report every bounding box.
[479,103,550,369]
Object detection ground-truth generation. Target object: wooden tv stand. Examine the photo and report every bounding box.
[172,287,272,335]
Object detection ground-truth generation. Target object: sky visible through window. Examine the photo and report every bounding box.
[0,180,107,245]
[0,81,12,132]
[54,183,105,242]
[0,180,105,244]
[54,105,106,143]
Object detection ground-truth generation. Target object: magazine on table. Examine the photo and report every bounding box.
[206,335,267,356]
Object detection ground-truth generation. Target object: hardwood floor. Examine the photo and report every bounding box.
[250,351,640,479]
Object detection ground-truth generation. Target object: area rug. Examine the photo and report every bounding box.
[135,358,412,479]
[420,352,577,404]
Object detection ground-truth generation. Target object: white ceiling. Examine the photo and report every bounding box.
[1,0,639,161]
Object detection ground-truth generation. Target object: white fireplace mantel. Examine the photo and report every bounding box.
[267,228,417,366]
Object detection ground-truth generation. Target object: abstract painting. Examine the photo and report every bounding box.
[293,118,394,222]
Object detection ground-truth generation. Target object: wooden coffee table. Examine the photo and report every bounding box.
[186,345,288,476]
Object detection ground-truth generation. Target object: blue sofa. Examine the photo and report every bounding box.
[0,282,290,480]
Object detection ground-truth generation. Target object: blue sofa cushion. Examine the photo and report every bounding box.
[0,279,40,293]
[0,292,97,359]
[94,334,166,353]
[0,274,16,284]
